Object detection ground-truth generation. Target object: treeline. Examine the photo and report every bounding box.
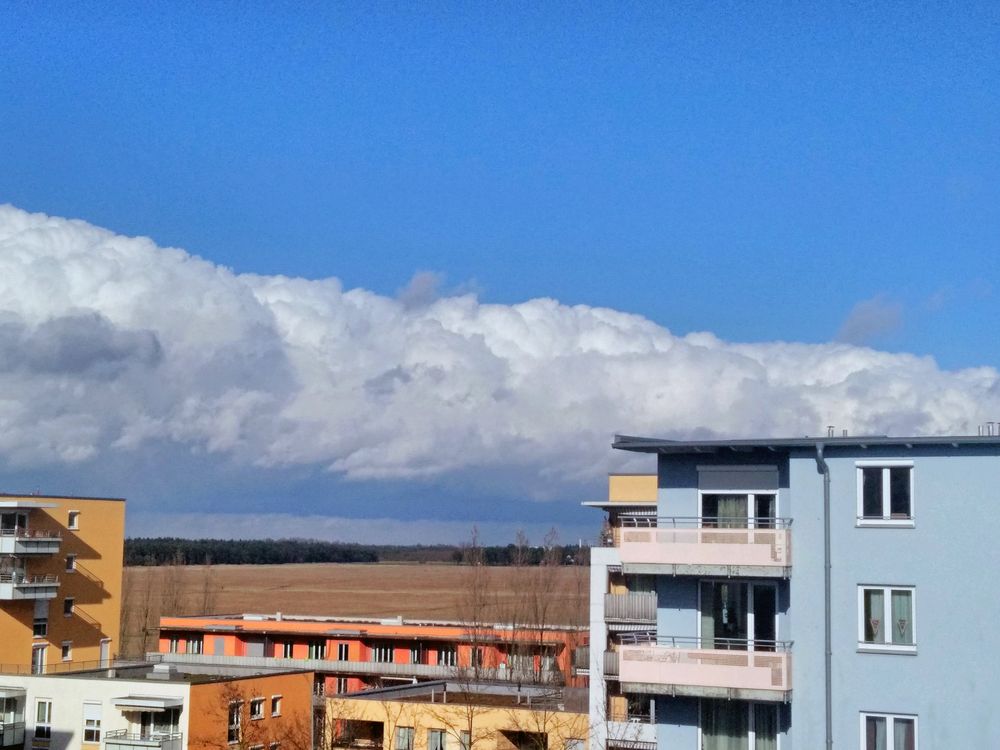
[124,538,590,566]
[125,538,378,566]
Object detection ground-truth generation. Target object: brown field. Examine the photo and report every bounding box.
[120,563,588,657]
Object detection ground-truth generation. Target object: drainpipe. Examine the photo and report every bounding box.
[814,442,833,750]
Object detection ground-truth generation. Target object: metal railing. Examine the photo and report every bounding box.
[0,528,61,539]
[0,721,24,746]
[619,516,791,529]
[105,730,183,750]
[0,573,58,585]
[604,592,656,622]
[0,655,134,676]
[619,632,792,652]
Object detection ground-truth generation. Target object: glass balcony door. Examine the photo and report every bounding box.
[701,701,777,750]
[700,582,777,650]
[701,494,776,529]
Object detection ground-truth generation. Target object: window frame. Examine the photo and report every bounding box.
[857,585,917,653]
[65,554,77,572]
[428,728,447,750]
[33,618,47,638]
[228,701,242,743]
[83,701,102,743]
[34,699,52,739]
[186,637,203,655]
[856,461,915,527]
[859,711,918,749]
[395,726,414,750]
[67,510,80,530]
[337,642,349,661]
[63,597,74,617]
[61,641,72,661]
[250,697,265,721]
[270,695,282,716]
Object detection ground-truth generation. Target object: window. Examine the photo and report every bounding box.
[701,492,777,528]
[395,727,414,750]
[459,731,471,750]
[859,586,916,652]
[270,743,280,750]
[168,637,180,654]
[281,641,294,658]
[61,641,72,661]
[34,699,51,739]
[31,645,46,675]
[471,647,484,668]
[371,643,394,663]
[428,729,446,750]
[67,510,80,529]
[861,712,917,749]
[437,646,457,667]
[337,642,349,660]
[701,701,777,748]
[857,463,914,525]
[307,640,326,659]
[228,701,242,743]
[270,695,282,716]
[63,597,74,617]
[250,698,264,720]
[83,702,101,742]
[65,554,77,572]
[33,618,47,638]
[565,741,584,750]
[187,637,204,655]
[336,677,348,694]
[410,644,425,664]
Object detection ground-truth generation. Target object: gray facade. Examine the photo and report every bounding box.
[589,435,1000,749]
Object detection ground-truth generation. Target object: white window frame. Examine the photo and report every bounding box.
[696,579,779,650]
[168,637,180,654]
[336,677,348,694]
[859,712,918,749]
[856,461,915,527]
[337,642,349,660]
[67,510,80,530]
[83,701,102,743]
[65,554,77,572]
[63,597,74,617]
[33,618,47,638]
[34,698,52,739]
[270,695,282,716]
[31,645,47,675]
[228,701,242,743]
[61,641,72,661]
[428,728,447,750]
[371,643,394,663]
[697,489,780,528]
[186,637,203,655]
[858,585,917,653]
[395,726,415,750]
[250,697,265,720]
[281,641,294,658]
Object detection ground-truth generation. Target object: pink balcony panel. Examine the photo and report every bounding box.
[618,527,791,568]
[618,644,791,695]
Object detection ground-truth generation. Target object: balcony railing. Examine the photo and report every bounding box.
[0,721,24,747]
[617,635,791,701]
[148,652,563,684]
[0,528,61,555]
[616,517,791,575]
[0,573,59,600]
[572,646,590,670]
[605,592,656,623]
[604,650,619,676]
[105,731,182,750]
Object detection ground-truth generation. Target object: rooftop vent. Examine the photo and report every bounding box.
[147,663,179,681]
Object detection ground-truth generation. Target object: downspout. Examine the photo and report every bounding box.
[814,442,833,750]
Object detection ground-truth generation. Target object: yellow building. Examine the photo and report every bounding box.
[0,493,125,672]
[326,680,589,750]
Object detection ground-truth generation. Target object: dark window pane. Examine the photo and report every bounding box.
[889,467,911,518]
[862,468,883,517]
[755,494,776,527]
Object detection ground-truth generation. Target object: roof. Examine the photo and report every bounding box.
[612,433,1000,454]
[0,493,126,503]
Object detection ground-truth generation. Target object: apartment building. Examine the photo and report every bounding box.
[0,661,312,750]
[0,494,125,674]
[588,434,1000,749]
[156,614,587,696]
[323,679,588,750]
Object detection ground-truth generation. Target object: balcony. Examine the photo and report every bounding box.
[0,722,24,748]
[605,592,656,625]
[0,528,61,556]
[617,635,791,702]
[105,731,182,750]
[616,518,791,578]
[0,573,59,600]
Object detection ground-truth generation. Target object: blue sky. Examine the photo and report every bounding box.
[1,4,999,542]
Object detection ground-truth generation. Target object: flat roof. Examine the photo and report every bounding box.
[613,433,1000,454]
[0,493,126,503]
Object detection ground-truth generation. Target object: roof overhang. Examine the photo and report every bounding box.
[0,501,57,510]
[113,696,184,711]
[613,434,1000,454]
[0,686,26,698]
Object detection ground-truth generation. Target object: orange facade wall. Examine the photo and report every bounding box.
[187,671,314,750]
[0,495,124,671]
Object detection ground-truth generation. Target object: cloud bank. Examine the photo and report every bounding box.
[1,204,998,499]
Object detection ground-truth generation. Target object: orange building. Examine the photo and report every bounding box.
[157,613,588,695]
[0,493,125,673]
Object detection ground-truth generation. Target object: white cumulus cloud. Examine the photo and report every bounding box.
[0,204,998,496]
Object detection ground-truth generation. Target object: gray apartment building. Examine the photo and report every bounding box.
[586,433,1000,749]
